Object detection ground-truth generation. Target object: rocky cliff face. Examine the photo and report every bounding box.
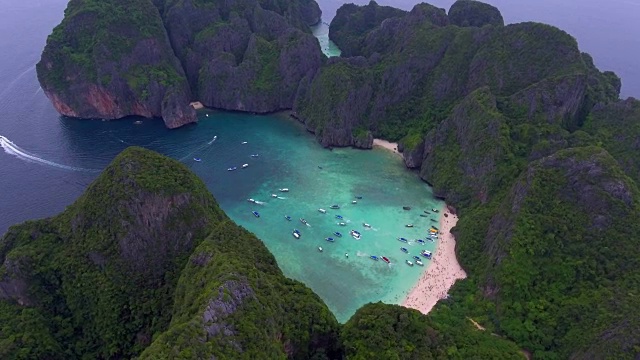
[36,0,323,127]
[294,1,619,149]
[448,0,504,28]
[36,0,196,128]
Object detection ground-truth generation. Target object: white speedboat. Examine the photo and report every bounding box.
[318,208,326,213]
[271,194,278,198]
[279,188,289,192]
[350,230,362,240]
[242,164,249,168]
[363,223,372,228]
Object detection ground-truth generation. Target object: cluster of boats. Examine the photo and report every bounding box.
[249,188,441,268]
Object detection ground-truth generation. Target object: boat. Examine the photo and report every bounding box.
[421,250,432,259]
[431,226,439,230]
[419,214,429,217]
[405,260,414,267]
[333,232,343,237]
[403,206,411,210]
[345,253,349,258]
[363,223,372,228]
[300,218,309,226]
[370,255,379,261]
[416,239,426,245]
[416,260,424,266]
[252,211,260,218]
[271,194,278,198]
[318,246,323,252]
[338,222,347,226]
[412,255,421,261]
[284,215,292,221]
[227,167,237,171]
[405,224,414,228]
[241,141,248,144]
[335,215,343,219]
[381,256,390,264]
[134,120,143,124]
[430,219,437,222]
[355,196,363,199]
[318,208,326,213]
[250,154,259,157]
[330,204,340,209]
[432,208,440,213]
[400,247,408,253]
[279,188,289,192]
[397,237,408,243]
[325,237,335,242]
[350,230,361,240]
[247,198,256,203]
[318,166,323,169]
[242,164,249,168]
[292,229,301,239]
[352,200,357,204]
[423,210,430,214]
[193,157,202,162]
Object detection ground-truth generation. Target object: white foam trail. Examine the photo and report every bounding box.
[277,196,286,199]
[34,86,42,95]
[0,65,35,100]
[356,251,368,257]
[179,136,218,161]
[254,201,266,205]
[0,135,100,172]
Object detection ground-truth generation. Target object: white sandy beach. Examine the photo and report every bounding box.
[373,138,401,156]
[402,206,467,314]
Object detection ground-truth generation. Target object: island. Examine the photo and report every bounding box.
[19,0,640,358]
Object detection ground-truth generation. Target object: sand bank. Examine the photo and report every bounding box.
[373,138,401,156]
[189,101,204,109]
[402,206,467,314]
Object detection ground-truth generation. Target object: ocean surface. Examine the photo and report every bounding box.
[0,0,638,321]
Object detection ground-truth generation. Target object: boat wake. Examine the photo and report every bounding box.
[356,251,368,257]
[179,136,218,161]
[276,196,286,200]
[0,135,100,172]
[254,200,266,205]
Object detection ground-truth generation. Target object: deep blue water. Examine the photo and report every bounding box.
[0,0,638,321]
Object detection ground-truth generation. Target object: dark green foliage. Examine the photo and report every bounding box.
[329,1,406,57]
[448,0,504,28]
[341,303,523,359]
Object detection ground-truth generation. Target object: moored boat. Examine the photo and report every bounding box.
[335,215,343,219]
[432,208,439,213]
[403,206,411,210]
[285,215,292,221]
[252,211,260,218]
[318,208,326,213]
[292,229,301,239]
[334,232,342,237]
[397,237,408,243]
[355,196,363,199]
[227,166,237,171]
[381,256,390,264]
[405,260,414,266]
[325,237,335,242]
[416,260,424,266]
[338,222,347,226]
[330,204,340,209]
[300,218,308,225]
[431,226,439,230]
[423,210,430,214]
[193,157,202,162]
[242,163,249,168]
[419,214,429,217]
[279,188,289,192]
[350,230,361,240]
[352,200,357,204]
[405,224,414,228]
[370,255,379,261]
[421,250,432,259]
[318,246,323,252]
[363,223,371,228]
[416,239,426,245]
[400,247,408,253]
[250,154,259,157]
[412,255,421,261]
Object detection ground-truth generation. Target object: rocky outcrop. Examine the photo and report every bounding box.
[448,0,504,28]
[419,87,512,206]
[36,0,323,127]
[161,0,323,113]
[36,0,196,128]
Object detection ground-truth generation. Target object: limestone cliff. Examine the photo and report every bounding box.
[36,0,196,128]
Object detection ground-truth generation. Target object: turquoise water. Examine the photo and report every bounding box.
[311,22,341,57]
[171,111,442,322]
[1,110,441,322]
